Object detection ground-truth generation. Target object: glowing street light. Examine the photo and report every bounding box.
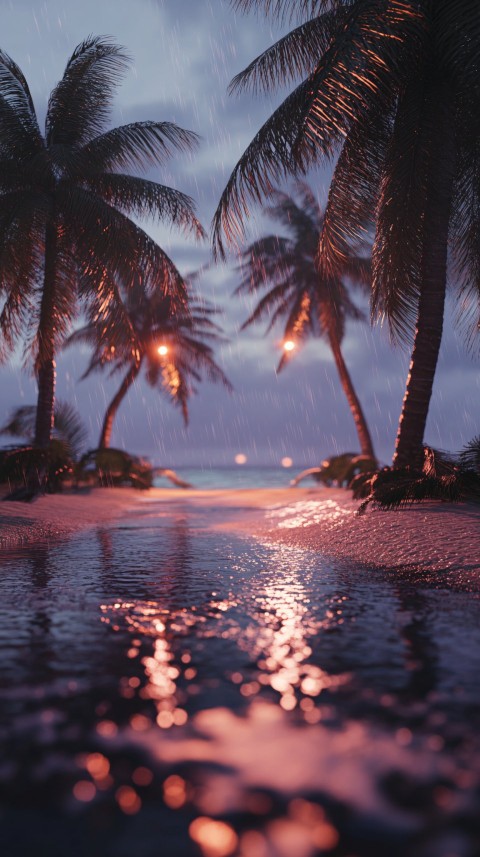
[157,344,169,356]
[283,340,296,352]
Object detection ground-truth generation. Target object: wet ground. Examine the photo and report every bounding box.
[0,498,479,857]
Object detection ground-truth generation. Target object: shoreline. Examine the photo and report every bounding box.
[1,485,479,579]
[0,487,141,550]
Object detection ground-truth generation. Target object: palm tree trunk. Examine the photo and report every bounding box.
[393,90,455,469]
[34,219,58,447]
[327,328,375,459]
[99,362,141,448]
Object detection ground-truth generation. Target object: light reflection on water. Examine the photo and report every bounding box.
[265,498,353,529]
[0,506,479,857]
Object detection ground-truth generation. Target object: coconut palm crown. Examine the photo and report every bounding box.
[0,36,204,447]
[214,1,480,468]
[236,182,375,458]
[66,281,232,449]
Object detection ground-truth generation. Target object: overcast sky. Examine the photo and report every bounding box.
[0,0,479,466]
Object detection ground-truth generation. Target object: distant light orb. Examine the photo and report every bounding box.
[281,457,293,468]
[283,340,296,352]
[157,345,169,356]
[235,453,247,465]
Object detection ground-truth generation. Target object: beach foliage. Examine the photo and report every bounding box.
[0,400,87,498]
[75,448,153,490]
[0,37,203,448]
[235,183,375,458]
[292,453,377,487]
[352,443,480,512]
[1,401,88,460]
[216,1,480,469]
[0,443,74,499]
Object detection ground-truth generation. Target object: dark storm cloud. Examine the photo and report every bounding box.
[0,0,478,465]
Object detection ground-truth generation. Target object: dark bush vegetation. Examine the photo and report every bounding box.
[351,442,480,513]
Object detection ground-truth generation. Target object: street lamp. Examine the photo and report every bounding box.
[283,340,296,352]
[157,344,169,356]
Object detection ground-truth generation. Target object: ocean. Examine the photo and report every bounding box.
[153,464,308,490]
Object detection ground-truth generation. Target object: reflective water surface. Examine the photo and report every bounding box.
[0,500,479,857]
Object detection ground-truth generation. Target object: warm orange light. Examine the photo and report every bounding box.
[283,340,296,352]
[189,817,238,856]
[235,453,247,465]
[73,780,96,802]
[115,785,141,815]
[281,457,293,468]
[157,344,169,356]
[84,753,110,780]
[163,774,187,809]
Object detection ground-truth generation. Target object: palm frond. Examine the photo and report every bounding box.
[77,121,200,174]
[1,400,88,459]
[1,405,37,440]
[459,435,480,474]
[45,36,130,147]
[0,49,43,150]
[229,11,343,95]
[305,0,426,149]
[317,107,391,280]
[265,185,319,244]
[435,0,480,92]
[341,255,372,295]
[0,191,47,360]
[371,78,431,345]
[51,400,89,459]
[211,77,318,259]
[0,159,26,193]
[450,144,480,351]
[239,280,294,329]
[235,235,294,295]
[78,174,205,239]
[58,184,189,307]
[232,0,333,24]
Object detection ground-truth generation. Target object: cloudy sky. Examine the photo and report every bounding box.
[0,0,479,466]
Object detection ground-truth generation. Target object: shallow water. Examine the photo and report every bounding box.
[0,500,479,857]
[153,465,301,490]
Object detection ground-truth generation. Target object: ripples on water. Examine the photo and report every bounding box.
[0,501,479,857]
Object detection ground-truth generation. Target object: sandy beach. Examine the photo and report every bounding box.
[2,485,479,577]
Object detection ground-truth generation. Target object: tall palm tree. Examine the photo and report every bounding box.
[0,37,203,448]
[214,1,480,468]
[66,283,232,449]
[237,182,375,458]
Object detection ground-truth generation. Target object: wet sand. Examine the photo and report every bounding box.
[1,484,480,856]
[1,485,479,575]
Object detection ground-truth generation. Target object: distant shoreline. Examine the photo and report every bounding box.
[1,486,479,581]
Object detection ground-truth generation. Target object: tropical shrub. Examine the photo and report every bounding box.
[352,442,480,512]
[75,448,153,490]
[0,442,74,499]
[292,452,376,487]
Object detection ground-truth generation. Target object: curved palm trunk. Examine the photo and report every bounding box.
[34,219,58,448]
[327,328,375,459]
[393,92,455,469]
[99,362,141,449]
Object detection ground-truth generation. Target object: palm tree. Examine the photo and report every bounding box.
[0,37,203,448]
[66,282,232,449]
[214,1,480,468]
[236,182,375,458]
